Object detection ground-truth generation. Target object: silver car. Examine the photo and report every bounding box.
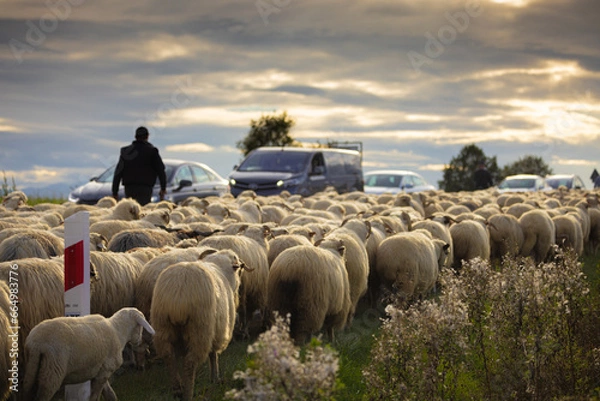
[68,159,230,205]
[363,170,436,195]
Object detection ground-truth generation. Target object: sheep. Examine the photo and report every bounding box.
[0,281,14,401]
[199,233,270,336]
[90,219,159,242]
[0,258,65,368]
[22,307,155,401]
[588,208,600,254]
[267,233,313,266]
[151,250,250,401]
[267,240,351,344]
[89,252,146,318]
[375,231,449,304]
[321,218,370,324]
[519,209,556,263]
[552,214,584,256]
[1,191,28,210]
[487,213,524,261]
[449,219,491,271]
[96,195,118,208]
[133,247,215,369]
[0,230,64,262]
[504,202,536,219]
[412,218,454,269]
[107,228,199,252]
[89,198,142,224]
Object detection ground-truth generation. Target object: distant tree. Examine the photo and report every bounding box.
[236,111,297,156]
[501,155,553,178]
[438,144,501,192]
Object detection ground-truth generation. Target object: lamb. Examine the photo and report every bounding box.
[267,240,351,344]
[90,198,142,224]
[151,250,250,401]
[487,213,524,260]
[375,231,449,304]
[22,307,154,401]
[504,202,536,219]
[449,219,491,271]
[0,230,64,262]
[90,219,160,242]
[519,209,556,263]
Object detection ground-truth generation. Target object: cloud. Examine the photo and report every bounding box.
[165,142,215,152]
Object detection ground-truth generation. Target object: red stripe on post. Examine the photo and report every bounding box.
[65,240,84,291]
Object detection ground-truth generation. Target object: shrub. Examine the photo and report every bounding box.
[225,314,343,401]
[364,251,600,400]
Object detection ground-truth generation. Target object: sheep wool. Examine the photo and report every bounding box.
[268,241,351,344]
[151,250,247,401]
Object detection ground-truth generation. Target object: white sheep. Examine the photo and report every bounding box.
[267,240,351,344]
[267,233,313,267]
[151,250,250,401]
[22,307,154,401]
[552,214,584,256]
[487,213,524,260]
[375,231,449,304]
[321,218,371,324]
[519,209,556,263]
[449,219,491,271]
[199,233,270,335]
[0,230,64,262]
[412,219,454,269]
[1,191,28,210]
[0,281,14,401]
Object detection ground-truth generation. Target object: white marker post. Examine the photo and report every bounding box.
[64,211,91,400]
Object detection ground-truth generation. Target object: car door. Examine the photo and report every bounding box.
[170,165,194,203]
[190,164,225,198]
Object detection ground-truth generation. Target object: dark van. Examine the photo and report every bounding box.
[228,146,364,197]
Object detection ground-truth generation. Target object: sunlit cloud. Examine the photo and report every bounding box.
[551,156,597,167]
[166,143,215,153]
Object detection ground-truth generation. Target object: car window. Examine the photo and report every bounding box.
[190,165,211,184]
[323,152,345,175]
[173,166,193,186]
[403,175,414,187]
[413,175,425,186]
[238,151,310,173]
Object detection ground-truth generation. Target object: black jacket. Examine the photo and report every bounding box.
[474,168,493,190]
[112,140,167,195]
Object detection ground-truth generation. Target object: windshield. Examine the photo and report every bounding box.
[545,178,570,188]
[498,178,536,189]
[238,151,310,173]
[365,174,403,188]
[95,164,175,184]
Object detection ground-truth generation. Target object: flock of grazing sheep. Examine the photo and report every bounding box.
[0,184,599,400]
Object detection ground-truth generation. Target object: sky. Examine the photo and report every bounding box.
[1,0,599,196]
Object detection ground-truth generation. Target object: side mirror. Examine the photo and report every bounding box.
[174,179,192,192]
[90,177,98,182]
[233,165,239,170]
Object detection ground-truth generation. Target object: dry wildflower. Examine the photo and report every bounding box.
[225,314,342,401]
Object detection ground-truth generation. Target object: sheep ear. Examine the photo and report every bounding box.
[443,243,450,252]
[337,244,346,257]
[199,249,218,259]
[364,220,372,240]
[262,225,271,238]
[314,239,323,247]
[236,225,248,234]
[134,312,155,336]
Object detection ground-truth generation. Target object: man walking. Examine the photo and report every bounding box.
[473,161,493,190]
[112,126,167,206]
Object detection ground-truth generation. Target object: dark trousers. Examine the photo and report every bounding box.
[125,184,153,206]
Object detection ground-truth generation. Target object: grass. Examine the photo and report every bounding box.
[111,301,384,401]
